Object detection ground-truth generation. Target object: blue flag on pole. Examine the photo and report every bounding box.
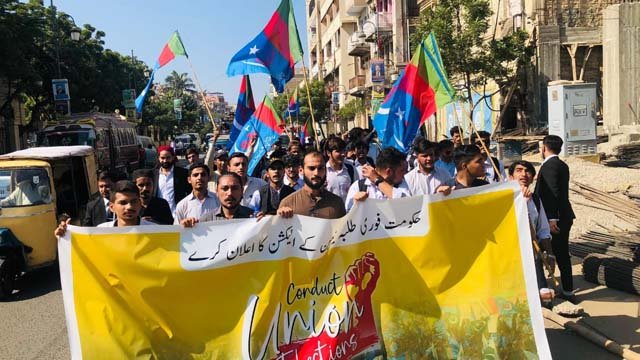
[229,96,283,175]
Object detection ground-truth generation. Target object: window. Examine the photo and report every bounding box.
[0,168,52,208]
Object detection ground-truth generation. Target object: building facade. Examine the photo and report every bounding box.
[306,0,422,133]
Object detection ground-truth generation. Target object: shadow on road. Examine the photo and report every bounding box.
[5,265,61,302]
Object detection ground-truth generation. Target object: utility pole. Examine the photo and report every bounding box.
[50,0,61,78]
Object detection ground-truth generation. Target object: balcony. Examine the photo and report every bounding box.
[348,32,371,57]
[345,0,367,16]
[348,75,367,97]
[363,12,394,40]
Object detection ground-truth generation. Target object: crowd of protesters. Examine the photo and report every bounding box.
[55,125,576,305]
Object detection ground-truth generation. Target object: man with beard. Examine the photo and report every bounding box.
[345,147,411,211]
[283,155,304,190]
[82,171,115,226]
[215,173,255,220]
[174,164,220,227]
[227,152,266,206]
[154,145,190,215]
[404,138,452,196]
[535,135,576,302]
[55,181,155,236]
[324,137,358,201]
[132,169,174,225]
[249,158,295,215]
[277,151,346,219]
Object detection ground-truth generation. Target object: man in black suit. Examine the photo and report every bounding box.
[535,135,576,300]
[82,171,114,226]
[153,146,191,215]
[133,169,174,225]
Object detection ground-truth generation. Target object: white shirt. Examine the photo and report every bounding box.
[242,176,267,207]
[345,179,412,211]
[158,167,176,214]
[483,158,507,184]
[284,175,304,191]
[97,218,155,227]
[404,167,452,196]
[326,162,358,202]
[527,196,551,241]
[174,191,221,224]
[102,197,114,221]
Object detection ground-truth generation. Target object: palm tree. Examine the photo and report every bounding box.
[164,71,195,98]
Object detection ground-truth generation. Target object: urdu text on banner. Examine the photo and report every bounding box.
[59,182,551,359]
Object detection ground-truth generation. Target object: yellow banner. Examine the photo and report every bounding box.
[59,182,550,359]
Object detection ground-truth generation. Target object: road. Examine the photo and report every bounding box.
[0,267,69,359]
[0,265,627,359]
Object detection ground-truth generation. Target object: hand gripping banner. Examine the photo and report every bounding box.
[58,182,551,359]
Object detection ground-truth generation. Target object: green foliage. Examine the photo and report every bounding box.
[0,0,150,124]
[336,98,366,122]
[412,0,533,112]
[164,71,195,98]
[141,72,202,139]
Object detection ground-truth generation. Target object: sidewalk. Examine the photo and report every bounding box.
[545,260,640,359]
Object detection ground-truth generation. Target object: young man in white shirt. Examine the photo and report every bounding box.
[324,136,358,201]
[509,160,553,291]
[345,147,411,211]
[175,164,221,227]
[55,180,154,236]
[283,155,304,190]
[404,138,452,196]
[227,152,266,207]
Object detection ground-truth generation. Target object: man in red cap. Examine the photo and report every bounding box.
[153,145,190,215]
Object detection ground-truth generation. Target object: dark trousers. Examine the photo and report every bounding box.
[552,219,573,292]
[535,255,548,289]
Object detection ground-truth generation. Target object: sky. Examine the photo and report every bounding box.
[53,0,309,104]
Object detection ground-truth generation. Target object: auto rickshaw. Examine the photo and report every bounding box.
[0,146,97,299]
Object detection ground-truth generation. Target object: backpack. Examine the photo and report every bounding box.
[358,179,367,192]
[345,163,355,183]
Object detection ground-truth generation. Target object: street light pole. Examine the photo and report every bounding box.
[50,0,62,79]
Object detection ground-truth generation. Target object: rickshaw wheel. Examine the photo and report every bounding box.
[0,256,18,300]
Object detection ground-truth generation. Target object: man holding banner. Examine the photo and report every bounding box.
[278,151,345,219]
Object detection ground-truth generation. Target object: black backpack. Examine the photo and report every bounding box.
[345,163,356,183]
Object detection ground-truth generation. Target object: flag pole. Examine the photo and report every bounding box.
[460,101,503,182]
[300,62,321,150]
[185,57,217,131]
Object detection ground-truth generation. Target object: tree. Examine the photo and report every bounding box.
[165,71,195,98]
[0,0,151,132]
[337,98,366,123]
[412,0,532,119]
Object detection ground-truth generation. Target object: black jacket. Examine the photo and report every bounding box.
[153,165,191,207]
[140,197,174,225]
[82,196,109,226]
[534,156,575,221]
[258,184,295,215]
